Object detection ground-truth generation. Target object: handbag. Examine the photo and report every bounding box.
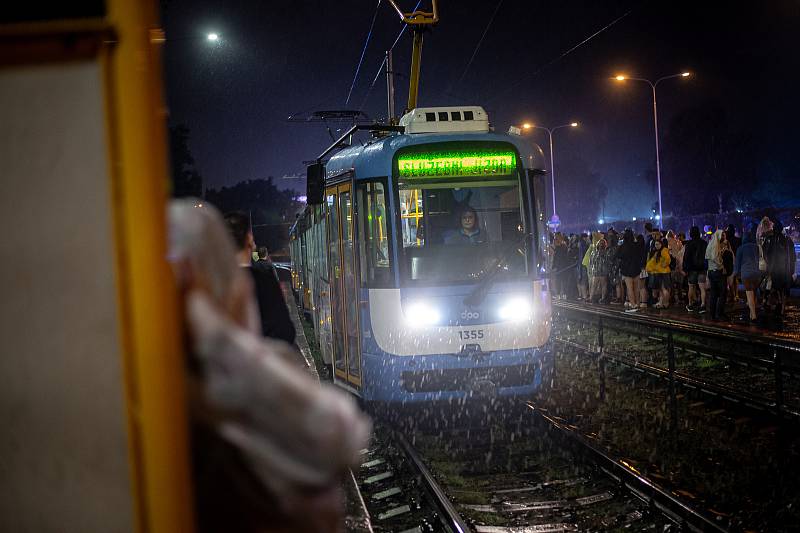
[758,244,767,272]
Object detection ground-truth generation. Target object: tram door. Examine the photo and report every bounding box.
[326,183,362,387]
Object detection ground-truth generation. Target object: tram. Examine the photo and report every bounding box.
[290,105,553,402]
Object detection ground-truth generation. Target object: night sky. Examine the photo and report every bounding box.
[161,0,800,221]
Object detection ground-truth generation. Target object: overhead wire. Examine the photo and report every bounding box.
[449,0,505,95]
[345,0,383,107]
[357,0,423,112]
[484,7,635,104]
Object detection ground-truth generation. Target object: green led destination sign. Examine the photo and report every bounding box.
[398,150,516,178]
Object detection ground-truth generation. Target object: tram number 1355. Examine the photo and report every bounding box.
[458,329,485,340]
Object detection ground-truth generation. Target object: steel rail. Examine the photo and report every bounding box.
[557,308,798,374]
[553,300,800,355]
[561,317,781,370]
[526,402,730,533]
[555,336,800,420]
[554,302,800,419]
[394,432,471,533]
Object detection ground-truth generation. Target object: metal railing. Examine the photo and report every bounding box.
[552,301,800,422]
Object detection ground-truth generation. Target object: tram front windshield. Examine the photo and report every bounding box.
[399,177,528,284]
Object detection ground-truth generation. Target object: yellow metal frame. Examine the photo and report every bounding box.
[105,1,194,531]
[0,6,193,532]
[386,0,439,111]
[387,0,439,25]
[400,189,424,245]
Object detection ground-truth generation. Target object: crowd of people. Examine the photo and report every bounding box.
[550,216,797,323]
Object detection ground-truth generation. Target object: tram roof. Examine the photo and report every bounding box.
[325,130,545,181]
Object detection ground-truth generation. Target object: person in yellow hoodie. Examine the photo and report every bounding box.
[646,237,672,309]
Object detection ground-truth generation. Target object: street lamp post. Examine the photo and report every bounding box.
[614,72,690,224]
[522,122,578,225]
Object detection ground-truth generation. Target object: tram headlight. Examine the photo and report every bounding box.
[498,298,532,322]
[404,301,441,328]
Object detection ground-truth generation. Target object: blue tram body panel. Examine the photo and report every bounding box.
[291,108,552,402]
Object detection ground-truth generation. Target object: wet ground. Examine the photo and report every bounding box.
[535,327,800,531]
[408,412,676,532]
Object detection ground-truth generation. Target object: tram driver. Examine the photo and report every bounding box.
[444,206,486,245]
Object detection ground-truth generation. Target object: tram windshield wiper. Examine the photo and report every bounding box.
[463,232,530,308]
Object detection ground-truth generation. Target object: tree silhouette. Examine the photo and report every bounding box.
[661,102,756,216]
[168,124,203,198]
[205,178,302,255]
[557,154,607,226]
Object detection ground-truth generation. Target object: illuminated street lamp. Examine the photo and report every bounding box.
[613,71,691,224]
[521,121,579,225]
[207,32,220,42]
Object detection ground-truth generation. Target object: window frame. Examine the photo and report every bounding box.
[355,177,395,289]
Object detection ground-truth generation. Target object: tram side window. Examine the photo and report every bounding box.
[357,181,392,286]
[528,169,549,274]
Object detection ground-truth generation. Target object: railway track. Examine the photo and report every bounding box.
[362,401,725,532]
[353,424,469,532]
[552,301,800,421]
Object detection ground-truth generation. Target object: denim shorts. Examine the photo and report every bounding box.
[687,270,706,285]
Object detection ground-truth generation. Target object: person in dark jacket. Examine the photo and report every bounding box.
[734,228,761,322]
[706,230,732,321]
[725,224,742,303]
[565,234,580,300]
[225,212,296,344]
[635,234,649,308]
[725,224,742,254]
[618,228,642,312]
[763,219,794,315]
[682,226,708,313]
[551,233,570,299]
[606,228,623,304]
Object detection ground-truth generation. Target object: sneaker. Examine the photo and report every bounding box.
[624,307,639,313]
[639,303,648,309]
[624,302,632,309]
[686,304,696,312]
[654,303,664,309]
[698,308,707,315]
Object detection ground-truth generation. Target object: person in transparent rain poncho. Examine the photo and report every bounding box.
[168,199,371,532]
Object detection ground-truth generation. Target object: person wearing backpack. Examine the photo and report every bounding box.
[763,219,794,316]
[618,228,643,312]
[683,226,708,313]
